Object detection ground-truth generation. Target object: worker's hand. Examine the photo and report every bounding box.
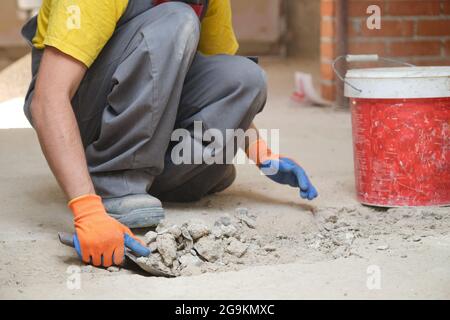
[247,139,318,201]
[69,194,150,267]
[260,157,318,200]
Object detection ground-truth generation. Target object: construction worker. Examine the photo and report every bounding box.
[21,0,318,268]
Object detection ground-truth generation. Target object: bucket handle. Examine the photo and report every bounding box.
[332,55,416,93]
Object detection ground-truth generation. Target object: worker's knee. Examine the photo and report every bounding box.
[158,2,201,54]
[219,56,268,113]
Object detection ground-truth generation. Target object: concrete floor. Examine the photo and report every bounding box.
[0,57,449,299]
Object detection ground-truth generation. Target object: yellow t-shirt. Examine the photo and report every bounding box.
[32,0,239,68]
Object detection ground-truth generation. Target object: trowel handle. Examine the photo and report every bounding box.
[58,232,75,248]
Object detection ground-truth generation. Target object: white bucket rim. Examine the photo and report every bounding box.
[345,66,450,99]
[346,66,450,79]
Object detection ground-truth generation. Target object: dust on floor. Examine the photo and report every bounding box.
[0,57,449,299]
[110,205,449,279]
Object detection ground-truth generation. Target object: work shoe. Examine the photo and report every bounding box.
[103,194,165,228]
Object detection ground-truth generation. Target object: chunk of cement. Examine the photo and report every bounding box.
[214,214,233,227]
[107,266,120,273]
[144,231,158,244]
[168,225,182,238]
[263,245,277,252]
[156,234,177,267]
[226,238,249,258]
[240,215,256,229]
[186,220,210,240]
[81,265,93,273]
[179,254,203,268]
[211,226,223,239]
[148,241,158,253]
[155,221,168,233]
[181,227,193,241]
[194,236,223,262]
[221,224,237,238]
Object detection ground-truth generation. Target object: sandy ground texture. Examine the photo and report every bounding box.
[0,56,449,299]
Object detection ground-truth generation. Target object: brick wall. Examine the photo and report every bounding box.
[320,0,450,103]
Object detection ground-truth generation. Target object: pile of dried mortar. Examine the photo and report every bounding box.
[137,208,278,277]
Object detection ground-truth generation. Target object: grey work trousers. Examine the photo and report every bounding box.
[22,2,267,201]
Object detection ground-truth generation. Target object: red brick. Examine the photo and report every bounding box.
[360,20,415,37]
[347,20,360,37]
[321,83,336,102]
[443,1,450,15]
[417,20,450,37]
[389,40,441,57]
[387,1,441,16]
[321,0,336,17]
[348,41,387,55]
[348,0,385,17]
[321,41,336,60]
[321,62,335,81]
[321,19,335,37]
[445,40,450,56]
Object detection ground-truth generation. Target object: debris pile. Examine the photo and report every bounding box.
[130,205,449,277]
[303,206,449,260]
[137,208,278,277]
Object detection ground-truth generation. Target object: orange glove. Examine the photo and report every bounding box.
[69,194,149,267]
[246,139,279,165]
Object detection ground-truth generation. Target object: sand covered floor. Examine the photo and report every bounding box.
[0,56,449,299]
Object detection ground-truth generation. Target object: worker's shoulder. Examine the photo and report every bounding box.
[206,0,232,13]
[50,0,129,21]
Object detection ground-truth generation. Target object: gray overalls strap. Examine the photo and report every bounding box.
[22,0,267,202]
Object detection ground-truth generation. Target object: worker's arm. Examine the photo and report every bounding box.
[32,47,92,199]
[246,122,319,201]
[31,47,149,267]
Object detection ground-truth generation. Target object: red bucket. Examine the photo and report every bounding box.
[344,64,450,207]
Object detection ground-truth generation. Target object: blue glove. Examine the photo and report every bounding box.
[260,157,319,200]
[73,233,151,266]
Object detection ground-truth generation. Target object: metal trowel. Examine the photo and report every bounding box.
[58,232,175,278]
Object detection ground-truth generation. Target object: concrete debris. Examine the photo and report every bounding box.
[136,212,276,277]
[178,253,203,268]
[194,236,223,262]
[168,225,182,238]
[81,265,93,273]
[226,238,249,258]
[156,234,177,267]
[239,215,257,229]
[185,220,210,240]
[144,231,158,244]
[107,266,120,273]
[135,205,449,277]
[263,245,277,252]
[215,214,233,227]
[155,221,168,234]
[220,224,238,238]
[148,241,158,253]
[236,207,257,229]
